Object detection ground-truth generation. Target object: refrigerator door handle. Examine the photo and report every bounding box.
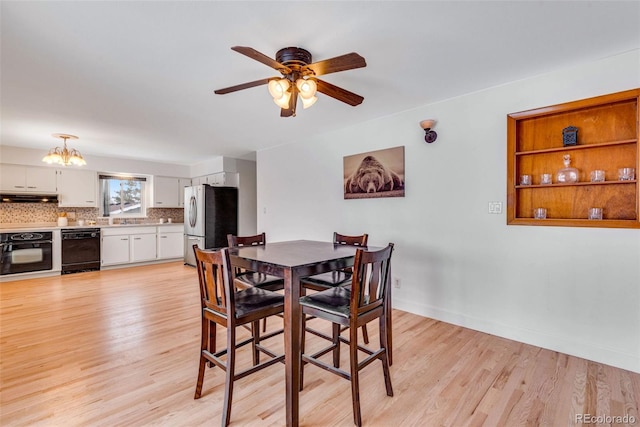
[188,195,197,228]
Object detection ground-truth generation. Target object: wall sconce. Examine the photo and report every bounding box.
[420,119,438,143]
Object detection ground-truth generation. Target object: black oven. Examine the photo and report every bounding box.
[61,228,101,274]
[1,231,53,275]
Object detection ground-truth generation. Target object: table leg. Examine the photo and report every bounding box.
[386,267,393,366]
[284,268,301,427]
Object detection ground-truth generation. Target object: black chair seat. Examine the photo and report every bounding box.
[205,286,284,319]
[301,271,352,290]
[235,272,285,291]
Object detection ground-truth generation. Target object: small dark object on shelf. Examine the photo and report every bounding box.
[563,126,578,146]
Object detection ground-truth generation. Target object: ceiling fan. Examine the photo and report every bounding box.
[214,46,366,117]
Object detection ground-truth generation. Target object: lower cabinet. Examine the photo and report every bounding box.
[102,226,178,267]
[157,225,184,259]
[102,234,131,265]
[131,233,157,263]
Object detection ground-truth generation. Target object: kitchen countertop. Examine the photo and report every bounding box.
[0,222,184,233]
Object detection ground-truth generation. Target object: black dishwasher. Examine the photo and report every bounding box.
[61,228,101,274]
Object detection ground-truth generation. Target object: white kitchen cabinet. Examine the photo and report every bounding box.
[192,172,239,187]
[101,235,130,265]
[178,178,190,207]
[157,225,184,259]
[152,176,191,208]
[131,233,157,262]
[0,164,57,193]
[57,169,98,207]
[102,226,156,266]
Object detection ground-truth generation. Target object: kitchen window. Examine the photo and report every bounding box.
[99,174,148,217]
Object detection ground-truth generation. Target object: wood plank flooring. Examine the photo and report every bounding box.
[1,262,638,426]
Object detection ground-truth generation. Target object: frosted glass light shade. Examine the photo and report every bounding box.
[296,78,317,99]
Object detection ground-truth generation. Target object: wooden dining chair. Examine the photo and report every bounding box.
[227,233,285,332]
[299,243,394,427]
[301,232,368,291]
[193,245,285,427]
[227,233,285,292]
[301,232,370,343]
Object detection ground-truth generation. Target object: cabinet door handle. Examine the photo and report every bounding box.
[14,185,25,188]
[121,238,129,241]
[86,201,94,203]
[134,237,142,240]
[160,236,168,239]
[27,186,37,189]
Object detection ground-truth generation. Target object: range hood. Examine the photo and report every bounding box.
[1,194,59,203]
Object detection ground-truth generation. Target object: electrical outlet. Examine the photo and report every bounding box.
[393,278,401,289]
[67,211,76,220]
[488,202,503,214]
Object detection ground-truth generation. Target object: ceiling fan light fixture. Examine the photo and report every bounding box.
[301,95,318,109]
[296,78,317,99]
[273,91,292,109]
[268,78,290,99]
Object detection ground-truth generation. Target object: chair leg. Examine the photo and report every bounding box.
[252,320,260,366]
[262,318,268,333]
[222,325,236,427]
[208,320,216,368]
[379,315,393,397]
[300,314,306,391]
[361,324,369,344]
[194,318,209,399]
[332,323,341,368]
[349,324,362,427]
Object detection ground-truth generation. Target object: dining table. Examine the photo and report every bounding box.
[228,239,392,427]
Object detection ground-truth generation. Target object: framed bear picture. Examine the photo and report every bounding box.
[344,146,405,199]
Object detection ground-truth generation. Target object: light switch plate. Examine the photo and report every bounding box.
[488,202,503,214]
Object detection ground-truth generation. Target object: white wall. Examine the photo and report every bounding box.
[0,145,191,177]
[257,50,640,373]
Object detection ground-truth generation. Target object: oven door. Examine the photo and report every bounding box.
[0,240,53,275]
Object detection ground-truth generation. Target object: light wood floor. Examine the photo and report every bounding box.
[1,262,638,426]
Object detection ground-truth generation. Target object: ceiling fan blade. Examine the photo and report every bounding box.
[214,78,272,94]
[304,52,366,76]
[280,85,298,117]
[315,79,364,106]
[231,46,291,74]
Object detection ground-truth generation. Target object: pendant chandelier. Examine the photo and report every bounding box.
[42,133,86,166]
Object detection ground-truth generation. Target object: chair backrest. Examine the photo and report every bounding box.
[350,243,394,315]
[227,233,266,248]
[193,245,234,317]
[333,232,368,247]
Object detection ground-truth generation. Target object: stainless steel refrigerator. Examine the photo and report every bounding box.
[184,185,238,266]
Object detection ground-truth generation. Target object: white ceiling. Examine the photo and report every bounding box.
[2,1,639,165]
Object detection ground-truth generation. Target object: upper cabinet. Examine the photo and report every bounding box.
[192,172,239,188]
[0,165,57,193]
[152,176,191,208]
[507,89,639,228]
[57,169,98,207]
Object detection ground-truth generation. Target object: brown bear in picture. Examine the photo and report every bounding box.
[344,155,404,194]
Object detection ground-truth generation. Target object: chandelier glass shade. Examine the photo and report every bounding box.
[268,77,318,109]
[42,133,86,166]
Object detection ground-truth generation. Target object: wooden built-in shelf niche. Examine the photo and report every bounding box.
[507,89,640,228]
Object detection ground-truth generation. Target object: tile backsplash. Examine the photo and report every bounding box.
[0,205,184,224]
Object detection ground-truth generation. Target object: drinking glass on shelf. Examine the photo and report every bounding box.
[533,208,547,219]
[618,167,635,181]
[590,170,605,182]
[520,174,532,185]
[540,173,552,185]
[588,207,603,220]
